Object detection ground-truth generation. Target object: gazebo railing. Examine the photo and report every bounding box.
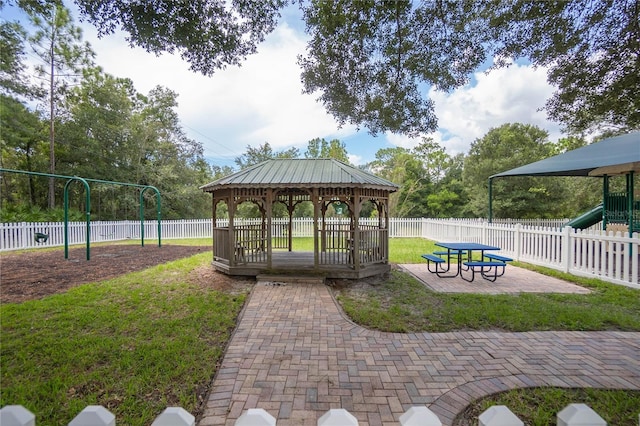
[234,225,268,264]
[319,227,351,265]
[213,227,230,260]
[317,227,388,266]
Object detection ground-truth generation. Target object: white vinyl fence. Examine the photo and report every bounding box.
[1,218,638,288]
[0,402,609,426]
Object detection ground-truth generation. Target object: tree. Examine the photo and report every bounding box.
[10,1,636,135]
[72,0,286,75]
[27,3,95,207]
[494,1,640,134]
[299,1,436,136]
[299,0,639,135]
[550,136,601,217]
[304,137,349,163]
[368,146,426,217]
[0,95,48,207]
[56,69,137,181]
[234,142,299,169]
[463,123,568,218]
[131,86,213,219]
[0,21,35,97]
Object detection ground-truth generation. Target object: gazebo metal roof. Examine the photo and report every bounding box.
[200,158,399,191]
[490,132,640,178]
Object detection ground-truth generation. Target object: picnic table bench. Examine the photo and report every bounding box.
[461,260,507,282]
[421,254,451,274]
[483,253,513,262]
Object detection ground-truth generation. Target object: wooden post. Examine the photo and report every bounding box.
[313,188,319,268]
[266,189,273,269]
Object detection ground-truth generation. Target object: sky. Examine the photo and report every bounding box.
[6,3,564,169]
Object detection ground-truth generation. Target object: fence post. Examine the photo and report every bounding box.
[557,403,606,426]
[0,405,35,426]
[514,224,522,261]
[318,409,358,426]
[399,406,441,425]
[478,406,523,426]
[235,409,276,426]
[562,226,572,273]
[152,407,195,426]
[68,406,115,426]
[482,221,488,245]
[20,222,28,249]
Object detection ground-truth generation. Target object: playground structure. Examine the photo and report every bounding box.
[0,168,162,260]
[489,132,640,235]
[566,182,640,232]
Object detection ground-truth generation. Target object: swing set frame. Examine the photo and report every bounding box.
[0,168,161,260]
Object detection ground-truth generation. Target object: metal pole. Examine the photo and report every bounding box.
[603,175,609,230]
[139,188,145,247]
[628,171,634,237]
[63,177,90,260]
[139,186,162,248]
[0,168,161,256]
[488,177,493,223]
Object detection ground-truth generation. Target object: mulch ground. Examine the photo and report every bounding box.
[0,244,222,303]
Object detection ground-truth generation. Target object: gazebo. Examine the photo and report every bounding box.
[200,158,399,279]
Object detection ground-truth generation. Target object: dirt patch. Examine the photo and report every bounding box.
[0,244,248,303]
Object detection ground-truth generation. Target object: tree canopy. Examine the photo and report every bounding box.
[6,0,636,134]
[300,0,639,135]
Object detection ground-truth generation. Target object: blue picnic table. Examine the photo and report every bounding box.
[422,242,508,282]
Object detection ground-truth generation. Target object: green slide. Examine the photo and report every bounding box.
[565,204,603,229]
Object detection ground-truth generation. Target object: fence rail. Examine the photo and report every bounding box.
[2,218,638,288]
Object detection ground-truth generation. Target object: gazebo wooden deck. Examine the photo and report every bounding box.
[200,159,398,279]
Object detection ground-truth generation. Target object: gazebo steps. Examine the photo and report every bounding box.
[256,274,326,285]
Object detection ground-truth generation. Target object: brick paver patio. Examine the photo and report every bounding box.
[200,277,640,425]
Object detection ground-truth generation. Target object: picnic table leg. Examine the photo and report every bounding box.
[480,264,506,282]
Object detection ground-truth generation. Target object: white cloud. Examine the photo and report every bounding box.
[347,154,363,165]
[80,18,352,162]
[383,62,563,155]
[427,62,562,154]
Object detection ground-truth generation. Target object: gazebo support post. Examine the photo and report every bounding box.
[229,195,237,267]
[287,194,294,251]
[353,189,362,271]
[313,188,320,268]
[266,189,273,269]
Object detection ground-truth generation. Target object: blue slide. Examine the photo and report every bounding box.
[565,204,603,229]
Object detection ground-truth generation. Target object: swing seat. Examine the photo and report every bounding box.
[34,232,49,243]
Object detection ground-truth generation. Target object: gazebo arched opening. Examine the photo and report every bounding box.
[202,159,398,279]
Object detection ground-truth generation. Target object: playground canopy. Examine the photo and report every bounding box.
[490,132,640,178]
[488,132,640,231]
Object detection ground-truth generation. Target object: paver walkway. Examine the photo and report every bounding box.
[200,282,640,426]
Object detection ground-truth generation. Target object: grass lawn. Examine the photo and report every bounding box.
[2,237,638,424]
[0,245,247,426]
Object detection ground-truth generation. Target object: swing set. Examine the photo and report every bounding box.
[0,168,161,260]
